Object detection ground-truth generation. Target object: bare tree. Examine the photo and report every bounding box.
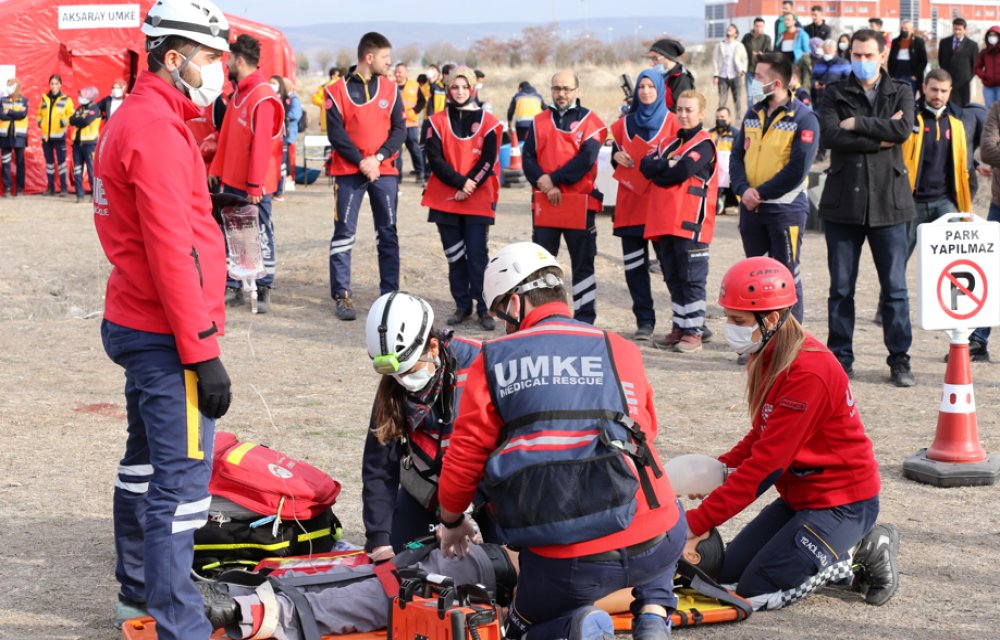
[472,37,507,66]
[424,41,465,66]
[394,43,421,66]
[505,37,525,66]
[314,49,334,74]
[521,24,558,66]
[296,52,310,74]
[335,47,354,71]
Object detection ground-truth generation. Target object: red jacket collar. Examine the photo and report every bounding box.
[519,302,574,330]
[235,70,268,96]
[132,70,200,121]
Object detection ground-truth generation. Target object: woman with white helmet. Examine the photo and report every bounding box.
[362,291,497,560]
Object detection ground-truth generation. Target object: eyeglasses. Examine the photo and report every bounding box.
[551,86,578,94]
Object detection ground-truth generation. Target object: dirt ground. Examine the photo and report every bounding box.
[2,165,1000,640]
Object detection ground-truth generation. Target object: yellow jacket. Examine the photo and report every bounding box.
[400,79,420,127]
[311,79,339,133]
[901,111,972,213]
[38,92,75,141]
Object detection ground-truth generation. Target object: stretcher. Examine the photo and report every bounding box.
[121,589,748,639]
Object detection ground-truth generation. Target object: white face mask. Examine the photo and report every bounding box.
[269,83,281,93]
[111,87,124,99]
[989,36,999,46]
[393,357,438,394]
[172,56,225,108]
[79,97,90,105]
[724,322,764,356]
[475,82,483,92]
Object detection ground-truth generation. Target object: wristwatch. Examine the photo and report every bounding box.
[375,152,385,162]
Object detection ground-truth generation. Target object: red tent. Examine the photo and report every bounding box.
[0,0,296,194]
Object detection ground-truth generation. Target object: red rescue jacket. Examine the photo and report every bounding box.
[644,130,719,243]
[93,71,226,364]
[610,114,679,229]
[210,71,284,195]
[686,335,881,536]
[325,76,399,176]
[420,109,501,216]
[532,108,607,211]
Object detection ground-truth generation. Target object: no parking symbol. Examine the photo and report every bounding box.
[917,214,1000,331]
[937,260,988,321]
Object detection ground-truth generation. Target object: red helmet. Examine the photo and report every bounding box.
[719,257,797,312]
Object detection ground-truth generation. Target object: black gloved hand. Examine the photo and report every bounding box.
[209,192,250,225]
[188,357,232,419]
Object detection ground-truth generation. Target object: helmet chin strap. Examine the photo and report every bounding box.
[753,308,791,351]
[494,295,522,332]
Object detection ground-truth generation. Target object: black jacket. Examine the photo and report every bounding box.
[817,73,916,227]
[888,35,928,86]
[939,36,979,87]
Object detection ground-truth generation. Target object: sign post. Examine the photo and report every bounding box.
[905,213,1000,486]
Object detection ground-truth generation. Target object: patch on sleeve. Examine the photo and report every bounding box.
[687,150,701,162]
[780,397,808,411]
[800,129,814,144]
[325,98,333,110]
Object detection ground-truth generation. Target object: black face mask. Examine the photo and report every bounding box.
[716,119,729,130]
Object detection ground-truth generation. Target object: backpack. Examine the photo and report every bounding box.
[210,431,340,520]
[192,433,343,575]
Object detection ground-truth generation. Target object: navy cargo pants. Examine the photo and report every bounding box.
[533,217,598,324]
[434,211,491,317]
[329,173,400,299]
[657,235,709,336]
[102,320,215,640]
[738,201,808,323]
[616,226,656,330]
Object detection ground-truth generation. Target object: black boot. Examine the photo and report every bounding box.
[852,523,900,606]
[194,580,240,629]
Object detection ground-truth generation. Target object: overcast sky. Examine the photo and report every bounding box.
[213,0,701,27]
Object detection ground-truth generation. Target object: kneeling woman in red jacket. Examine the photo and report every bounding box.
[421,65,501,331]
[684,257,899,610]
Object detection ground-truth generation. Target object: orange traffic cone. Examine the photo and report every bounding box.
[904,339,1000,487]
[508,127,523,172]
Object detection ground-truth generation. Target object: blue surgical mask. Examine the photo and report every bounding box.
[851,59,880,82]
[652,63,666,74]
[749,78,775,104]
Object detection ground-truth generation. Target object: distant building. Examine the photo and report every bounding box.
[706,1,999,43]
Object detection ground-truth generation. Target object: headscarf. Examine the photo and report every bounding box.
[6,77,22,99]
[628,68,668,138]
[446,65,479,110]
[79,86,100,103]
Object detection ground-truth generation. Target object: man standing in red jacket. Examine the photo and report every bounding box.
[437,242,685,640]
[93,1,234,637]
[210,34,284,313]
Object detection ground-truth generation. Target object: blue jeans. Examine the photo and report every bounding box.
[512,511,686,638]
[971,202,1000,346]
[721,496,879,608]
[222,185,275,288]
[396,126,425,177]
[906,197,957,258]
[330,173,400,298]
[824,220,913,366]
[101,320,215,640]
[984,85,1000,108]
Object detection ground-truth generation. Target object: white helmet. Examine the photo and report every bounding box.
[366,292,435,375]
[483,242,563,312]
[142,0,231,53]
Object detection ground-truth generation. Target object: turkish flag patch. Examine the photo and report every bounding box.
[325,98,333,110]
[800,130,814,144]
[688,151,701,162]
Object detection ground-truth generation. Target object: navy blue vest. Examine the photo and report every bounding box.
[481,317,655,547]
